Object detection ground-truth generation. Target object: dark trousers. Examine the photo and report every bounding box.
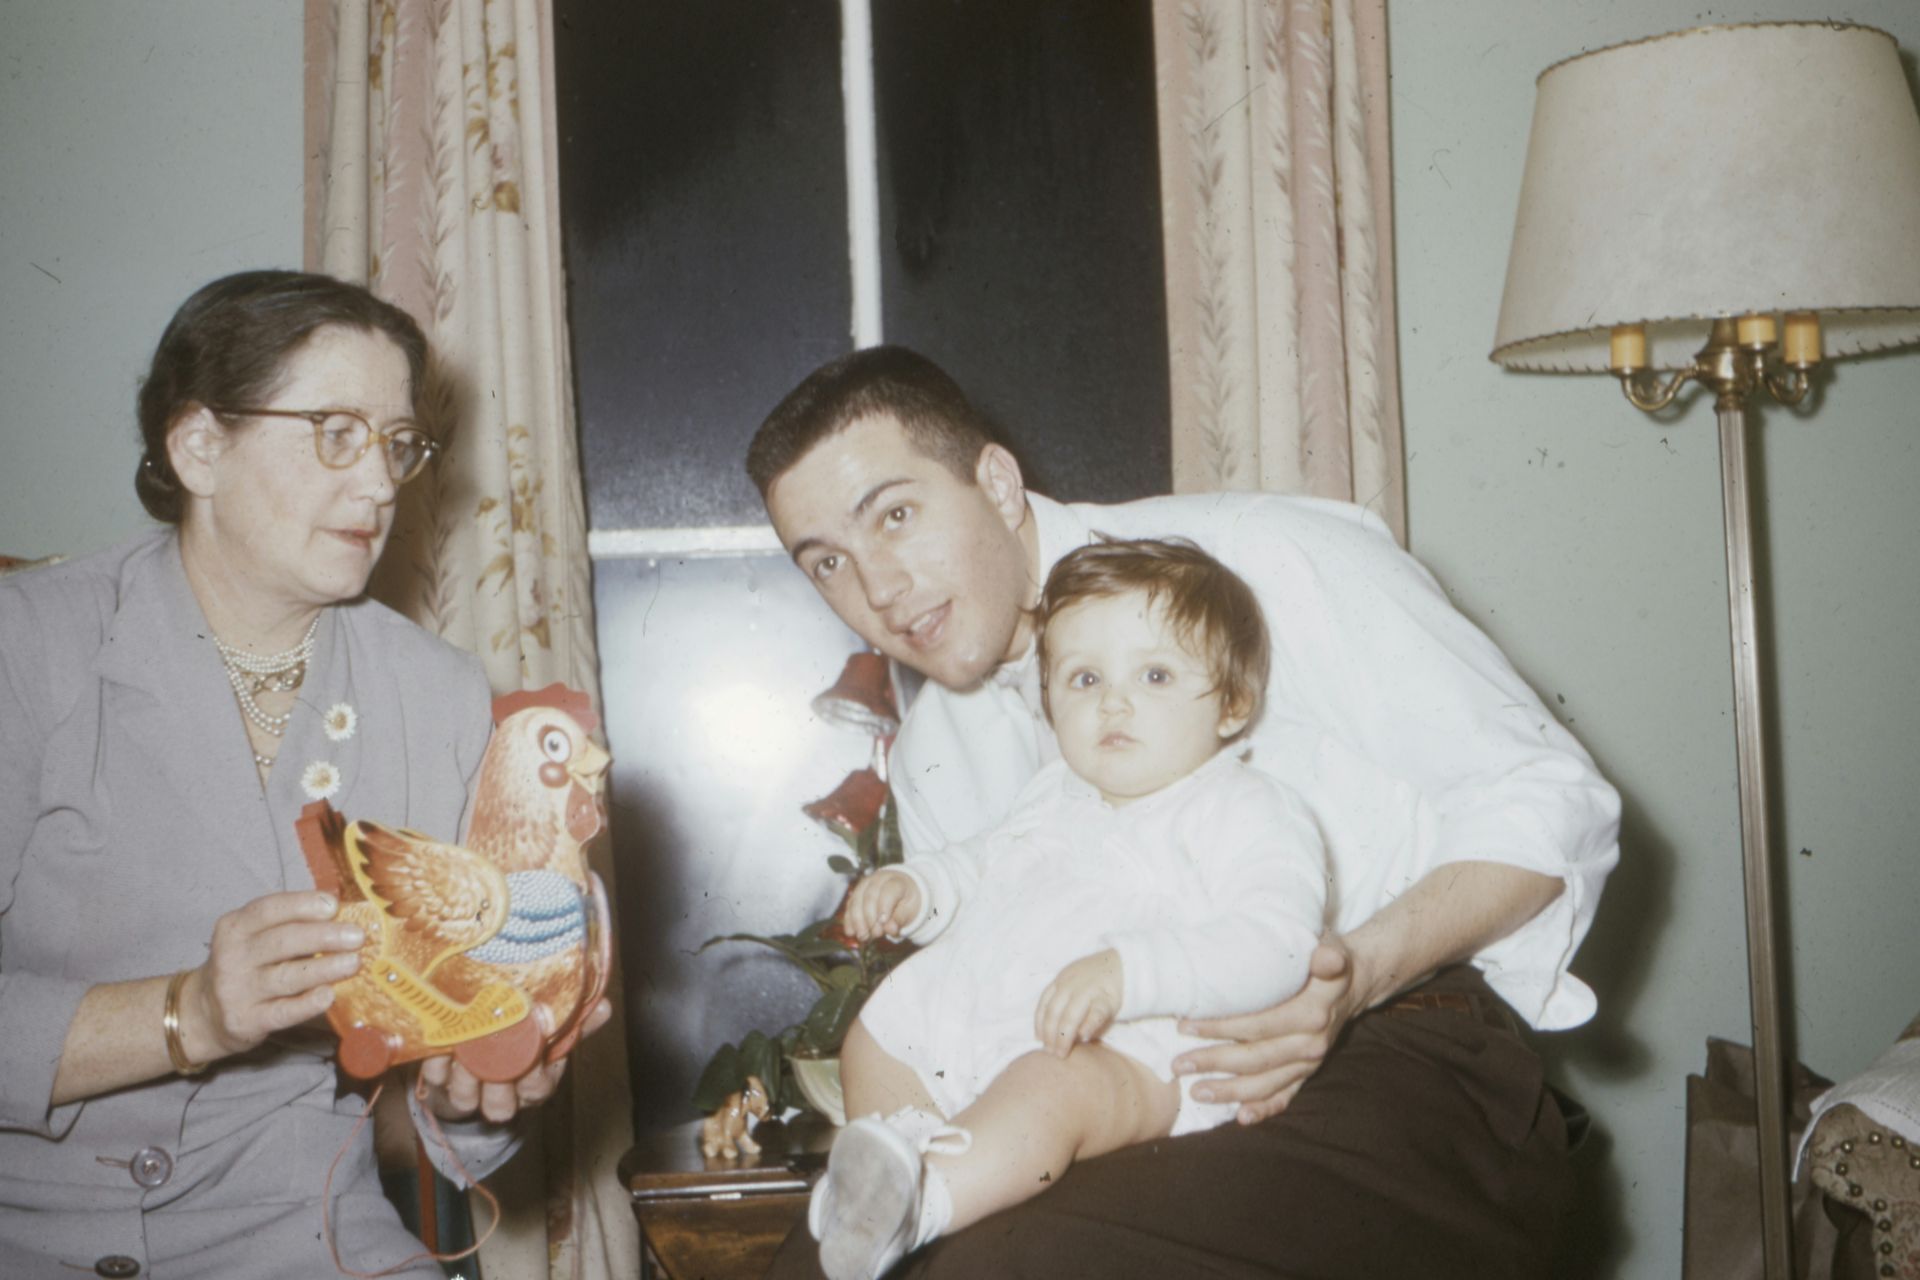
[765,966,1572,1279]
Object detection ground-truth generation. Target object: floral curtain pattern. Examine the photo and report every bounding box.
[1153,0,1406,543]
[303,1,637,1275]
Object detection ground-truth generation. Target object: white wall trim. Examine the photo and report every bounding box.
[587,525,786,560]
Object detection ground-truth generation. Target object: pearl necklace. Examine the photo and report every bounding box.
[214,617,319,766]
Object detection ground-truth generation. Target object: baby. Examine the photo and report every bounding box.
[809,536,1330,1280]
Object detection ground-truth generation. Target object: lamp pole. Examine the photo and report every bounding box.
[1615,317,1809,1277]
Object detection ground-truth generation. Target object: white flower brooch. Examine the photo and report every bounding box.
[323,702,358,742]
[301,760,342,802]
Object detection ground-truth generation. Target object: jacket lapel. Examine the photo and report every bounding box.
[94,538,286,895]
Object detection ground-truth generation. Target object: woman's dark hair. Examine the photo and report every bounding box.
[134,270,430,523]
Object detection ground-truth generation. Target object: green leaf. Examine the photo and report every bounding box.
[827,854,856,876]
[798,982,864,1055]
[691,1041,745,1113]
[738,1029,784,1105]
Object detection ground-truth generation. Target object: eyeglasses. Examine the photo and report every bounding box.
[212,407,442,484]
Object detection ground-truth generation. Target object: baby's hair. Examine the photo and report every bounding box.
[1036,536,1270,740]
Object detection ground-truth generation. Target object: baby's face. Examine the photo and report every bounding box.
[1043,590,1246,807]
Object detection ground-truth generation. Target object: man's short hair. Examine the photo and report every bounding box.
[1037,536,1271,738]
[747,346,997,497]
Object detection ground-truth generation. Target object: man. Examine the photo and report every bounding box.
[749,346,1619,1278]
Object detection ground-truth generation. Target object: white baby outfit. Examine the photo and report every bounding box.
[859,750,1327,1136]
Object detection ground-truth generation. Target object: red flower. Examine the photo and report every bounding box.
[803,769,887,840]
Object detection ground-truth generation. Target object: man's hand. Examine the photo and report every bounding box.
[1174,937,1361,1124]
[843,870,922,941]
[417,997,612,1125]
[1035,948,1124,1057]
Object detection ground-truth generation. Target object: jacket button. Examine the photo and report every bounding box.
[129,1146,173,1189]
[94,1257,141,1278]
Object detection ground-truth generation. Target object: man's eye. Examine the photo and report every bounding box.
[883,505,912,528]
[811,555,840,581]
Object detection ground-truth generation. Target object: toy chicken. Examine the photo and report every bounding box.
[297,684,613,1082]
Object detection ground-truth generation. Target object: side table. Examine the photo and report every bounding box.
[620,1115,835,1280]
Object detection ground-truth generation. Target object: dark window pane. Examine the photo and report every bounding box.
[556,1,852,530]
[874,0,1170,501]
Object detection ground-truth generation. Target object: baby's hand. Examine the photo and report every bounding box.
[843,870,921,941]
[1035,948,1123,1058]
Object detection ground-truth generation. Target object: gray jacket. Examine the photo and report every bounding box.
[0,531,513,1278]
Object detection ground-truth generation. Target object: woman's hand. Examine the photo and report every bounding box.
[1035,948,1123,1057]
[1174,936,1364,1124]
[417,998,613,1124]
[183,890,363,1064]
[843,870,921,941]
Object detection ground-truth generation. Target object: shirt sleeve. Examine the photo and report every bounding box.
[1104,772,1330,1022]
[1230,500,1620,1028]
[0,579,97,1138]
[406,1081,523,1187]
[894,835,990,945]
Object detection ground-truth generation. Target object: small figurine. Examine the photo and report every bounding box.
[298,684,614,1081]
[701,1075,771,1159]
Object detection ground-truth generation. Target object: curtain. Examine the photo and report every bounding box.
[303,1,638,1276]
[1154,0,1406,544]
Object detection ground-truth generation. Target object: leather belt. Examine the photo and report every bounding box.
[1381,989,1523,1037]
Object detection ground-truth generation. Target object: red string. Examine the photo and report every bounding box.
[320,1077,503,1278]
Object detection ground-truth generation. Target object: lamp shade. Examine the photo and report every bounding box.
[1491,22,1920,372]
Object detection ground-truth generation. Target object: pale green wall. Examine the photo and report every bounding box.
[1391,3,1920,1274]
[0,0,304,559]
[8,2,1917,1274]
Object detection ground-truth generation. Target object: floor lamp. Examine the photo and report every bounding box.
[1489,22,1920,1278]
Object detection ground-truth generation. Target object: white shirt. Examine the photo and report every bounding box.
[889,492,1621,1030]
[895,752,1328,1024]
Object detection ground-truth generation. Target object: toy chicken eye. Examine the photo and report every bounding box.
[540,726,572,763]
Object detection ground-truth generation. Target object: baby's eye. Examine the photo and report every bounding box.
[810,554,840,582]
[1067,670,1100,690]
[1142,665,1173,685]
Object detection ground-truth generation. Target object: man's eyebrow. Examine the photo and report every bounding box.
[851,477,912,519]
[787,478,915,566]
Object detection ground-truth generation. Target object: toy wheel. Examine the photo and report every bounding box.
[452,1015,543,1083]
[339,1024,398,1079]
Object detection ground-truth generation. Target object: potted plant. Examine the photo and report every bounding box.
[691,654,908,1124]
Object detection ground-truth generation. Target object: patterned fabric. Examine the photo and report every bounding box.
[1153,0,1406,544]
[302,2,637,1276]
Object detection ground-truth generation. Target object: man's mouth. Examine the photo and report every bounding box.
[895,603,950,652]
[329,528,380,552]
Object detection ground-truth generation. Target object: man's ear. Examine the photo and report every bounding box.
[167,406,227,500]
[975,442,1027,531]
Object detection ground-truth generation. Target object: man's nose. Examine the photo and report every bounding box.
[857,554,909,612]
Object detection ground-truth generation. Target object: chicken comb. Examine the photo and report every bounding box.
[492,682,598,734]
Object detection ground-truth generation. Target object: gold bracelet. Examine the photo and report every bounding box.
[163,969,209,1076]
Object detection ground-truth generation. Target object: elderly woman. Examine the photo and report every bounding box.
[0,271,601,1278]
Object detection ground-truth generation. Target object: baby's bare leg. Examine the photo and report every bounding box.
[931,1046,1178,1234]
[841,1019,941,1120]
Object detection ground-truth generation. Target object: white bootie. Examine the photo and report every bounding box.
[809,1107,970,1280]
